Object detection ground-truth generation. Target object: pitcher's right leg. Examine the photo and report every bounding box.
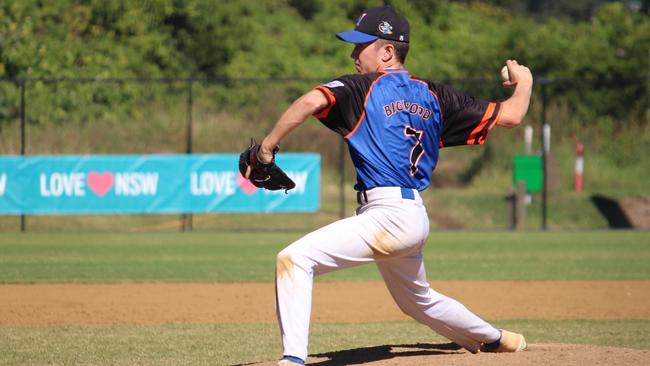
[275,214,381,361]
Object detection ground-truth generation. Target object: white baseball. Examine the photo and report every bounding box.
[500,65,510,82]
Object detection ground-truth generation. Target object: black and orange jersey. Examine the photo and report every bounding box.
[313,69,502,191]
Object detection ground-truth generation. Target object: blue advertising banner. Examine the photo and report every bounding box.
[0,154,320,214]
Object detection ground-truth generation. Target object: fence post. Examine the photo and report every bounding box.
[540,81,548,231]
[19,79,26,232]
[339,138,345,219]
[182,79,194,232]
[575,143,584,193]
[515,181,527,230]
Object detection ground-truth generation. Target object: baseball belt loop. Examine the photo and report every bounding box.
[356,191,368,204]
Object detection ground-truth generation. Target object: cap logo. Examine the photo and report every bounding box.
[356,13,367,27]
[378,21,393,35]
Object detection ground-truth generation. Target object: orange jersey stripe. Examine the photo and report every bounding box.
[313,86,336,119]
[466,102,498,145]
[344,75,384,140]
[410,77,441,105]
[410,76,449,149]
[477,103,502,144]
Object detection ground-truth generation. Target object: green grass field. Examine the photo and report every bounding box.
[1,231,649,282]
[1,231,649,365]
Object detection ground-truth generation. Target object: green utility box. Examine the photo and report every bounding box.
[513,154,543,193]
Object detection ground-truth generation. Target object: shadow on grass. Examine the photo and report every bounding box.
[308,342,464,365]
[234,342,464,365]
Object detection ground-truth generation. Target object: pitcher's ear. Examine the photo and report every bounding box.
[381,43,395,62]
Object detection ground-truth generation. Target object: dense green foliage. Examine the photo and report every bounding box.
[3,0,648,79]
[0,0,648,125]
[475,0,650,21]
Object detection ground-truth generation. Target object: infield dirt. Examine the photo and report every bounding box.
[2,280,649,324]
[2,280,649,365]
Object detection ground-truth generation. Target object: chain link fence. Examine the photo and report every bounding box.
[0,76,647,232]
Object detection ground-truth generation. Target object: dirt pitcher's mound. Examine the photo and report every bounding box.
[245,343,650,366]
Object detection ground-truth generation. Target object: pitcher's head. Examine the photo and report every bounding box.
[337,5,410,73]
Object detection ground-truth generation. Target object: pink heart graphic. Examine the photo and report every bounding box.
[87,172,114,197]
[236,172,258,195]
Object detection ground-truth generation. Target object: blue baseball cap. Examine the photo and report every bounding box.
[336,5,410,44]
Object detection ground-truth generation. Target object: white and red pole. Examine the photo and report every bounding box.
[575,143,584,193]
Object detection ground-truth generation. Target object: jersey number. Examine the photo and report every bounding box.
[404,125,424,176]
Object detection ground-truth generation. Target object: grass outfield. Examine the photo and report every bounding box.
[0,231,649,282]
[1,231,649,365]
[2,321,649,365]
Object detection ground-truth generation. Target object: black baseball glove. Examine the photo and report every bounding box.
[238,140,296,193]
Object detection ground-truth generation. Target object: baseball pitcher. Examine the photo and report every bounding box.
[239,5,533,366]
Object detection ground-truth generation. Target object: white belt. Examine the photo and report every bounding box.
[356,187,422,205]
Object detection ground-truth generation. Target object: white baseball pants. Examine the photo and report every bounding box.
[275,187,501,360]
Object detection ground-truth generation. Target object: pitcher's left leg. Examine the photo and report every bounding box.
[376,254,501,353]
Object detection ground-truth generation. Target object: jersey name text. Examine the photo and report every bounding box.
[383,100,432,120]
